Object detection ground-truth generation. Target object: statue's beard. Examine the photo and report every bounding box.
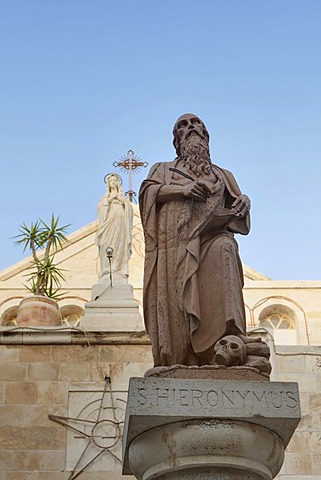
[180,132,212,178]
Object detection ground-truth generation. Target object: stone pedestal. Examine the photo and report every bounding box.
[80,277,142,332]
[122,378,301,479]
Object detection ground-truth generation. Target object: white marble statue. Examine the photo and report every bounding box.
[95,174,133,281]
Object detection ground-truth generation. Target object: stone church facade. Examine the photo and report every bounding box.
[0,204,320,479]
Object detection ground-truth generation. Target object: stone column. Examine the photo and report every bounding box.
[122,378,301,480]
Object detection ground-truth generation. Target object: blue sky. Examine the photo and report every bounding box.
[1,0,321,279]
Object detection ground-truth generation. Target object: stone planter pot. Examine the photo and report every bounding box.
[16,296,60,326]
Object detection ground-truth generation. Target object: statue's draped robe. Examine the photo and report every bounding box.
[95,196,133,277]
[139,160,250,366]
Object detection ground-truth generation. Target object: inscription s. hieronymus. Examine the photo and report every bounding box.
[136,387,298,410]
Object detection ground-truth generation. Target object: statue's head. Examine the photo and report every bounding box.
[172,114,212,177]
[173,113,210,157]
[104,173,123,193]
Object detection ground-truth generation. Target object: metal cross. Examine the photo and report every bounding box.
[113,150,148,202]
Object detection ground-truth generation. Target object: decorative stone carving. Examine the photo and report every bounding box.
[50,382,127,476]
[214,335,246,367]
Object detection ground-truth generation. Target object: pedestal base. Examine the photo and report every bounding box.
[80,282,142,332]
[123,378,301,479]
[129,419,283,480]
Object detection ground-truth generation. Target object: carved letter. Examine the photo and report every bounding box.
[137,388,147,405]
[207,390,219,407]
[237,390,251,406]
[156,388,170,407]
[271,391,282,408]
[222,390,235,406]
[286,391,298,409]
[253,391,268,406]
[192,389,204,406]
[179,389,189,406]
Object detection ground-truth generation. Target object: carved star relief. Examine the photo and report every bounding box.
[49,379,127,479]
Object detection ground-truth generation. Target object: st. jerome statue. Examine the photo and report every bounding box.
[139,114,269,372]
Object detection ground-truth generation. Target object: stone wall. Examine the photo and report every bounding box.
[0,332,320,479]
[0,330,152,480]
[276,345,321,478]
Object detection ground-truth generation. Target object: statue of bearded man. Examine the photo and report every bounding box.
[139,113,251,367]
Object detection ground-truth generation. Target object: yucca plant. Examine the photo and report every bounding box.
[14,214,70,299]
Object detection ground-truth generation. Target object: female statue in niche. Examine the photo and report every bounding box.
[95,174,133,280]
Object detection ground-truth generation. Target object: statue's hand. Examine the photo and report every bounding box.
[108,192,118,202]
[184,181,211,202]
[231,194,251,217]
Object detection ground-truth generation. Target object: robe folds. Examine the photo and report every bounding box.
[139,159,250,366]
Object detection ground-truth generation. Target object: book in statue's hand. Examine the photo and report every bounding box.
[192,208,241,237]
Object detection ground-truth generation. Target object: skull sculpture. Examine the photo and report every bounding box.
[214,335,246,367]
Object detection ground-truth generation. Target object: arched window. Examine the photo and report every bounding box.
[1,306,18,326]
[60,305,84,327]
[260,313,294,331]
[259,305,296,345]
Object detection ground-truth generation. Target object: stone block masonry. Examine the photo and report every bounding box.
[0,331,320,479]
